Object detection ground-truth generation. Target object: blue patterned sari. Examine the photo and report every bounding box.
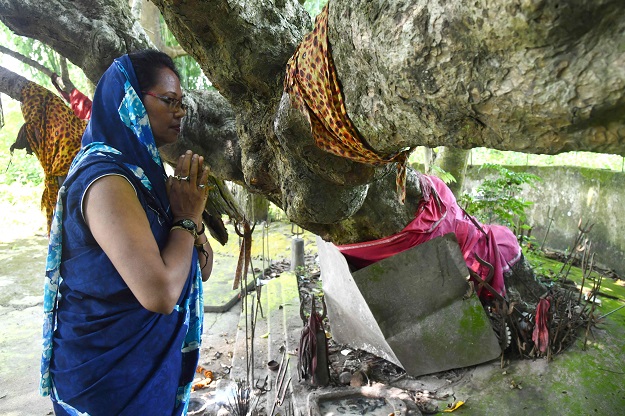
[40,56,203,416]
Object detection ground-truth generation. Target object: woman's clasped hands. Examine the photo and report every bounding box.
[167,150,210,227]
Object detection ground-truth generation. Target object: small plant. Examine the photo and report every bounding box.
[294,264,308,278]
[430,164,456,185]
[460,164,541,231]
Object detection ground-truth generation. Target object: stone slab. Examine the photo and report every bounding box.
[318,233,501,377]
[316,236,402,367]
[229,272,309,415]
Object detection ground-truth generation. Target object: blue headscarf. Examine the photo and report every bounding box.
[41,54,203,416]
[81,55,169,211]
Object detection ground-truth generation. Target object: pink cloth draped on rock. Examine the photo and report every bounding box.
[337,175,522,300]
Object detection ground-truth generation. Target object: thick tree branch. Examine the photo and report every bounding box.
[329,0,625,156]
[152,0,311,106]
[0,45,55,78]
[0,0,153,83]
[152,1,391,227]
[1,0,624,243]
[0,65,30,100]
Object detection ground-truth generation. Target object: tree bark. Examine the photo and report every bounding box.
[1,0,623,244]
[329,0,625,156]
[137,0,186,59]
[434,147,471,197]
[0,66,30,100]
[0,0,153,83]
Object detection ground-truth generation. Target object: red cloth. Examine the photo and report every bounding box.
[69,88,92,120]
[532,298,551,354]
[337,175,522,300]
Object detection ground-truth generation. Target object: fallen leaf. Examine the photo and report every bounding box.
[443,401,465,412]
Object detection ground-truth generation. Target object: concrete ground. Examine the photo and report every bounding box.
[0,236,53,416]
[0,234,245,416]
[2,228,625,415]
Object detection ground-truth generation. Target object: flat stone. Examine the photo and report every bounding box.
[228,272,309,416]
[307,384,413,416]
[318,233,501,377]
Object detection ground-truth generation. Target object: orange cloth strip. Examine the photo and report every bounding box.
[18,82,85,232]
[285,4,411,203]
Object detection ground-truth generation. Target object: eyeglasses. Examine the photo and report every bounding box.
[142,91,187,113]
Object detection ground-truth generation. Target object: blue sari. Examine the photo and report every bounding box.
[40,56,203,416]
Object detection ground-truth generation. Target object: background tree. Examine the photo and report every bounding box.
[0,0,623,244]
[422,147,471,197]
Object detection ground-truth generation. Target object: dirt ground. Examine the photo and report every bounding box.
[2,194,625,415]
[0,194,54,415]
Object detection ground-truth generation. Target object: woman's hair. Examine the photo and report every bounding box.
[128,49,181,92]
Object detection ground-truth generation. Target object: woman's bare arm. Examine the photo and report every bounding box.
[194,231,214,282]
[84,175,195,314]
[84,151,210,314]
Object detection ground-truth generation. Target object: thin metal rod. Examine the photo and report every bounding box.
[599,303,625,319]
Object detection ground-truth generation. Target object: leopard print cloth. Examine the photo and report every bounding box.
[18,82,85,233]
[285,4,411,203]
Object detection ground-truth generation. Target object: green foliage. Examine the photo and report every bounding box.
[430,165,456,184]
[173,55,213,90]
[303,0,328,19]
[459,164,541,229]
[0,98,44,186]
[0,22,91,95]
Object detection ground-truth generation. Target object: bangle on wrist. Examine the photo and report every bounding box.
[171,225,198,240]
[171,219,199,240]
[196,245,211,270]
[197,222,205,235]
[194,240,210,248]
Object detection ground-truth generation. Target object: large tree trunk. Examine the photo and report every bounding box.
[1,0,623,244]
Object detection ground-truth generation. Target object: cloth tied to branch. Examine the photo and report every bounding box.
[68,89,93,120]
[284,4,411,203]
[50,74,93,120]
[15,82,85,233]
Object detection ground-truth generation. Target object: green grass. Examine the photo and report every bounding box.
[410,146,625,172]
[524,249,625,327]
[0,96,47,239]
[0,96,44,187]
